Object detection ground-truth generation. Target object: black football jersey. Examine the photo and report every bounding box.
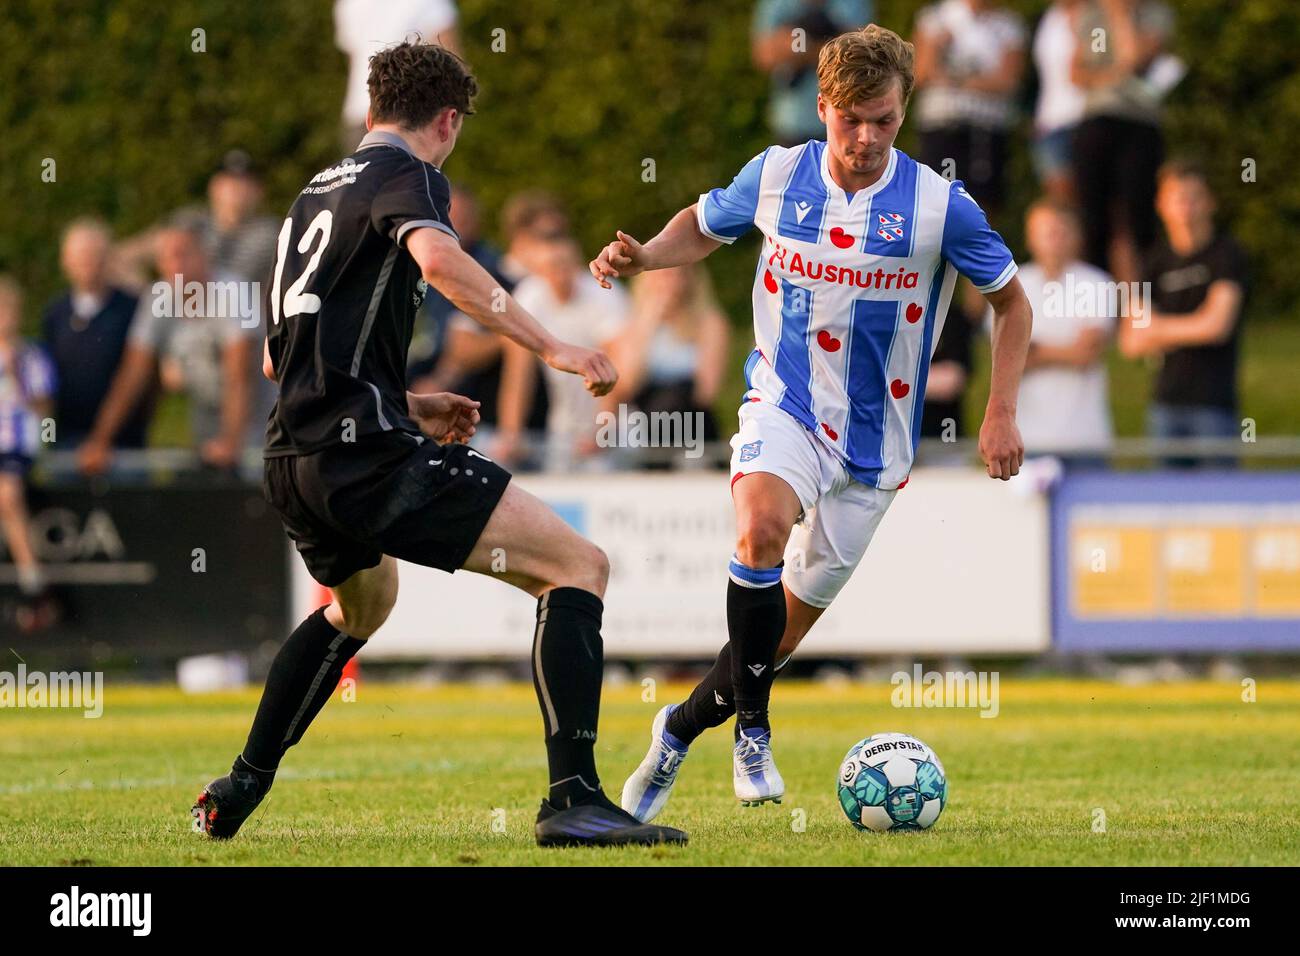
[264,130,457,456]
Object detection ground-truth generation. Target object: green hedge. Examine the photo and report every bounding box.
[3,0,1297,422]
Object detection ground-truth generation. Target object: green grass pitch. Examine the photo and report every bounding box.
[2,679,1297,866]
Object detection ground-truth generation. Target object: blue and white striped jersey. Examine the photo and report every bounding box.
[0,341,56,458]
[697,140,1017,489]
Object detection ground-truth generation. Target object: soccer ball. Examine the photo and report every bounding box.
[837,732,947,832]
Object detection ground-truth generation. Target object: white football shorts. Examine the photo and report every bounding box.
[729,399,897,608]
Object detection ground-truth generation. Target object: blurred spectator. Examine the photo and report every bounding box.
[912,0,1024,450]
[1120,160,1247,467]
[1071,0,1178,285]
[408,184,507,386]
[498,190,573,282]
[115,151,280,290]
[751,0,872,146]
[335,0,460,150]
[918,306,974,447]
[0,276,57,629]
[201,150,281,283]
[998,199,1115,461]
[500,230,629,472]
[913,0,1025,218]
[42,218,151,449]
[614,265,729,468]
[1030,0,1087,203]
[78,220,262,475]
[409,185,548,442]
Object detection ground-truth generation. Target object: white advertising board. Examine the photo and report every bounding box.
[291,468,1051,658]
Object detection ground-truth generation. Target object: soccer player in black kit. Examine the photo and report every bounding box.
[192,41,686,847]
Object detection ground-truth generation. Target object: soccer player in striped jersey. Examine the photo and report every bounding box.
[592,25,1032,819]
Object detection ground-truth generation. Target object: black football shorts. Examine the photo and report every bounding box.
[263,432,512,588]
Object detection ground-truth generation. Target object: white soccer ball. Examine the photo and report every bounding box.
[837,732,947,832]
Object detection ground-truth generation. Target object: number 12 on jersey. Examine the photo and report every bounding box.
[271,209,334,324]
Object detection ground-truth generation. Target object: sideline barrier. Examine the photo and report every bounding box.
[2,480,287,663]
[298,468,1052,659]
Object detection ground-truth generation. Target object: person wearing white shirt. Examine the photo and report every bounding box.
[1031,0,1087,202]
[503,232,629,471]
[334,0,460,148]
[912,0,1026,217]
[996,199,1115,460]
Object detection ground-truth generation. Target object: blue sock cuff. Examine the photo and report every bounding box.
[727,555,783,589]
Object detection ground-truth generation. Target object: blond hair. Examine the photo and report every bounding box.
[817,24,915,110]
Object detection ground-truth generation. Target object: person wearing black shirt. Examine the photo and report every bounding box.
[42,219,150,449]
[1120,161,1247,467]
[193,42,685,848]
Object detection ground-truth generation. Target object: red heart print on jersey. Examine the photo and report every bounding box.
[763,270,779,294]
[829,227,854,249]
[890,379,910,399]
[821,422,839,441]
[906,303,922,324]
[816,329,841,352]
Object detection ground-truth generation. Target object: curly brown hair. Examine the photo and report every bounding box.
[818,25,915,110]
[368,40,478,128]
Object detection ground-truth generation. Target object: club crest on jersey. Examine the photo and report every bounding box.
[739,440,763,463]
[876,211,906,243]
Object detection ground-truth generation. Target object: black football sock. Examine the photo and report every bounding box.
[727,558,786,735]
[733,652,793,742]
[666,642,734,745]
[240,606,365,773]
[533,587,605,809]
[666,645,799,745]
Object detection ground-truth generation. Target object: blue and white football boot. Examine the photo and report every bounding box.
[620,704,691,823]
[734,727,784,807]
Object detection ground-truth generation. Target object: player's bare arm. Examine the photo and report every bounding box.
[980,276,1032,481]
[589,205,721,288]
[407,226,616,397]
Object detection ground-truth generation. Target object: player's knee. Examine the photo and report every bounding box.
[574,540,610,598]
[337,598,394,640]
[335,578,398,639]
[735,513,788,569]
[551,537,608,599]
